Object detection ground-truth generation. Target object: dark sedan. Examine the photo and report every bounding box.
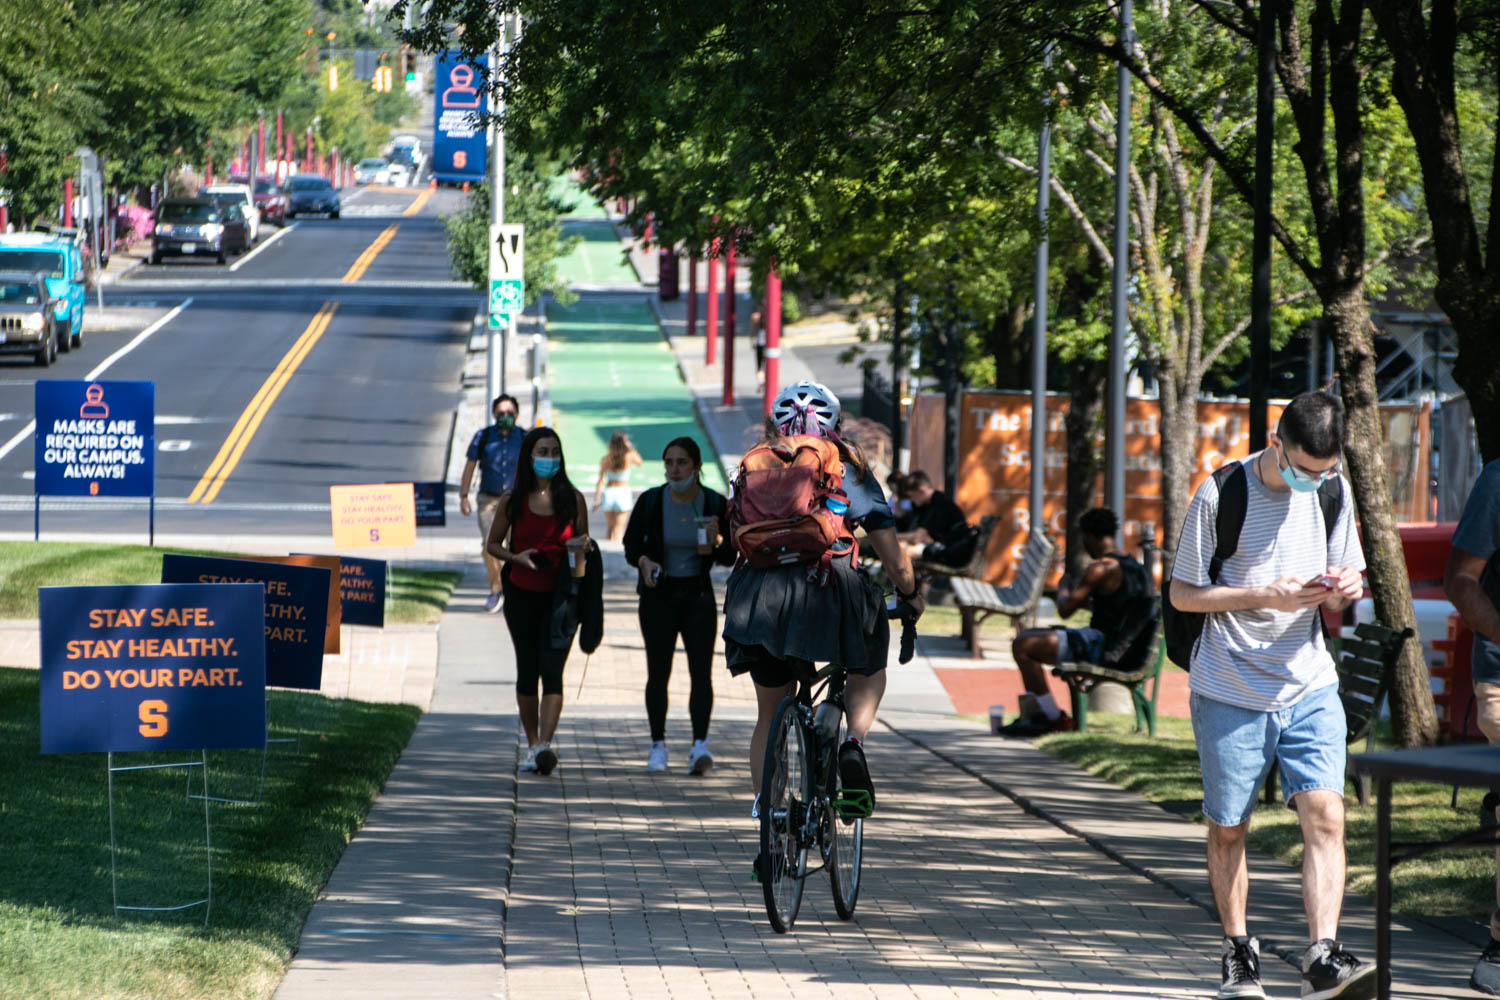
[0,270,64,366]
[150,198,250,264]
[285,174,340,219]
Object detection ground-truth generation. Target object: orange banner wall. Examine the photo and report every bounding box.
[909,392,1428,585]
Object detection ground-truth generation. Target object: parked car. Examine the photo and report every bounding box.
[198,183,261,243]
[285,174,341,219]
[233,175,288,227]
[354,158,390,185]
[0,271,64,366]
[0,233,85,350]
[390,134,424,175]
[151,198,250,264]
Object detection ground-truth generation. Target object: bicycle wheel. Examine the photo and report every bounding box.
[827,712,863,919]
[760,695,810,933]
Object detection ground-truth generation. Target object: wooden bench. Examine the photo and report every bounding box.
[947,528,1055,659]
[1264,621,1413,806]
[1053,616,1165,737]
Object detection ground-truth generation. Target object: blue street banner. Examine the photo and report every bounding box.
[39,583,266,754]
[432,50,487,183]
[34,380,154,497]
[413,481,446,527]
[295,553,386,628]
[161,554,330,691]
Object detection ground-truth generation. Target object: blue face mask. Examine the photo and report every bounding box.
[532,456,561,479]
[1277,445,1330,493]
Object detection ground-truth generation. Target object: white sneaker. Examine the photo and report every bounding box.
[519,745,538,772]
[689,740,714,775]
[534,741,558,776]
[646,741,668,771]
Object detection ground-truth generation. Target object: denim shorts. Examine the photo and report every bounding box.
[1190,683,1347,827]
[1057,627,1106,664]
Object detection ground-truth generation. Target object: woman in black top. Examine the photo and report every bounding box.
[622,437,736,774]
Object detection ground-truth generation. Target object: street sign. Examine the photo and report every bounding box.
[488,223,525,323]
[39,583,268,754]
[35,380,154,498]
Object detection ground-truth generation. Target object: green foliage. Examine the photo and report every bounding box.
[443,158,581,305]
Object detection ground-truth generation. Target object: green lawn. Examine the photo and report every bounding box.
[0,542,460,626]
[0,667,420,1000]
[1037,714,1496,918]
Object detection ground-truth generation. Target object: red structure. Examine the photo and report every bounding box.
[763,266,782,416]
[722,237,736,406]
[62,178,74,226]
[704,240,719,366]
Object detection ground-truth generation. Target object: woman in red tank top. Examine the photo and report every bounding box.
[485,427,590,776]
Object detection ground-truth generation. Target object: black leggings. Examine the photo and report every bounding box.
[639,578,717,742]
[502,574,569,697]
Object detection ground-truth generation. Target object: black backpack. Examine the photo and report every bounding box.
[1162,462,1342,669]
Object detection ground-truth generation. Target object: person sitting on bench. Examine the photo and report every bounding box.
[998,506,1147,736]
[897,470,974,568]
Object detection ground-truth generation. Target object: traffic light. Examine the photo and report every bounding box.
[402,47,416,82]
[328,64,338,91]
[373,66,392,92]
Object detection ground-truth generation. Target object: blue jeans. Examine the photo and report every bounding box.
[1056,626,1106,664]
[1190,683,1346,827]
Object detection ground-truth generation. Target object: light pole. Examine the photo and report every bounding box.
[1030,45,1055,537]
[1106,0,1134,546]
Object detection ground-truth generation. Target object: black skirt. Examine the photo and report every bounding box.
[722,559,889,674]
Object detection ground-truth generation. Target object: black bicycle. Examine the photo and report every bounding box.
[759,601,916,933]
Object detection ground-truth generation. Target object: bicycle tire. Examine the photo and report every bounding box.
[760,695,810,933]
[827,712,863,919]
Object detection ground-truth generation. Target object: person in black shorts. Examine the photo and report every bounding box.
[722,381,925,827]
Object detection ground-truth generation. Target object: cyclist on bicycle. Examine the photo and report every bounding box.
[723,381,926,821]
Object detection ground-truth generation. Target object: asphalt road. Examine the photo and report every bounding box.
[0,184,480,539]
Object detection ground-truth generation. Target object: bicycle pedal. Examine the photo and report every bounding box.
[834,789,873,819]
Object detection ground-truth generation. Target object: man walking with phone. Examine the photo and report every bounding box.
[1170,391,1374,1000]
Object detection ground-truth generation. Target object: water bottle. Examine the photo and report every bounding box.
[813,700,841,751]
[825,495,848,517]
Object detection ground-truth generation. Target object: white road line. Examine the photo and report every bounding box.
[228,223,298,272]
[0,298,193,464]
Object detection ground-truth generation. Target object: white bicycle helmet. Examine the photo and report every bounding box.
[771,380,841,437]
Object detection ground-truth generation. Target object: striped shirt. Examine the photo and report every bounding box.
[1172,454,1364,711]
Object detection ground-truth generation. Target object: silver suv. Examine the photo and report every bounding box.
[0,271,63,367]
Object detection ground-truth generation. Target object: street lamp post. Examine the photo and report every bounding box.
[722,236,737,406]
[704,238,719,366]
[1106,0,1134,546]
[763,265,782,416]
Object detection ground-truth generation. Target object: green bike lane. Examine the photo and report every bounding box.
[546,182,729,494]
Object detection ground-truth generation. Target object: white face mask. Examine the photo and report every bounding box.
[666,473,696,495]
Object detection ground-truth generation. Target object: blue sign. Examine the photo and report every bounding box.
[161,554,330,691]
[34,380,154,498]
[296,553,386,628]
[432,50,487,183]
[39,583,267,754]
[413,481,446,527]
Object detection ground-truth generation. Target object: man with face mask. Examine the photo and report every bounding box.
[1169,390,1374,1000]
[461,394,525,612]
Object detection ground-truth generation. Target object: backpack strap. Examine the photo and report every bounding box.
[1316,475,1342,545]
[1207,463,1248,584]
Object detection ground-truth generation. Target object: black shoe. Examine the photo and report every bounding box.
[1473,937,1500,995]
[837,739,875,816]
[534,743,558,776]
[1218,936,1266,999]
[995,712,1072,738]
[1301,939,1376,1000]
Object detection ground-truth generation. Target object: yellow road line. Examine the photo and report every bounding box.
[402,187,434,216]
[185,301,340,504]
[342,224,399,282]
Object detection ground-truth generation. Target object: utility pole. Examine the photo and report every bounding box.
[1030,44,1054,538]
[487,15,512,405]
[1106,0,1134,547]
[1249,0,1276,450]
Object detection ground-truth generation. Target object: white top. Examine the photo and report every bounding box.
[1172,455,1364,711]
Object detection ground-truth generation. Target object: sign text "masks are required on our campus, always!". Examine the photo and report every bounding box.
[39,583,266,753]
[34,380,154,498]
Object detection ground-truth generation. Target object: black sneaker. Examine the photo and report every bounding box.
[837,738,875,816]
[1219,935,1267,999]
[1301,939,1376,1000]
[1473,937,1500,995]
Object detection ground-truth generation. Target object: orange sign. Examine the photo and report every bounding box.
[253,555,344,654]
[330,483,417,548]
[911,392,1428,586]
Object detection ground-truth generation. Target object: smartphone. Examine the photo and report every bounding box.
[1313,574,1337,589]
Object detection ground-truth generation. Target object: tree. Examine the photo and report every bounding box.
[1367,0,1500,463]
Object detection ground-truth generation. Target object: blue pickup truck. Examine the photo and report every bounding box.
[0,233,86,352]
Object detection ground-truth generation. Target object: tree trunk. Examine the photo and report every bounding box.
[1156,370,1199,579]
[1064,357,1107,578]
[1326,290,1439,745]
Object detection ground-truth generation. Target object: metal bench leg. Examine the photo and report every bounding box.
[962,607,980,658]
[1072,685,1089,733]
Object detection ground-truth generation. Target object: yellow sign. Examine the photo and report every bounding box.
[330,483,416,548]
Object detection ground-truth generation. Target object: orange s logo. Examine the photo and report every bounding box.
[90,482,99,496]
[138,700,169,738]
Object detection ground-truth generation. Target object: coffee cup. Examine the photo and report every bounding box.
[566,536,589,577]
[695,516,717,555]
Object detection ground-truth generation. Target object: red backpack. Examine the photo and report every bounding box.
[728,435,857,576]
